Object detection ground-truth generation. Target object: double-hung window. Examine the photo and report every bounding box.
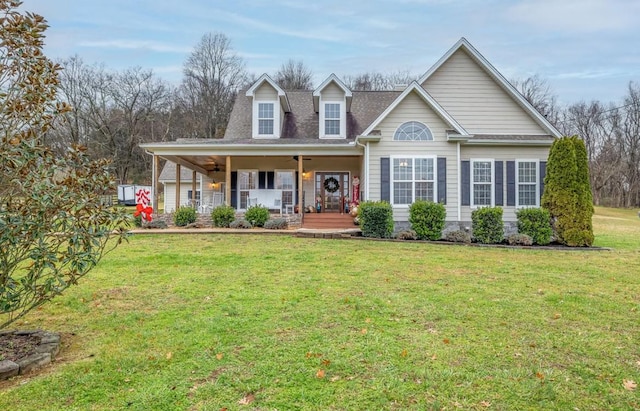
[258,103,274,135]
[517,160,538,207]
[472,160,493,207]
[324,103,340,135]
[392,157,435,205]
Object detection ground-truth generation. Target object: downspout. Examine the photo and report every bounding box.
[457,141,461,222]
[354,136,369,200]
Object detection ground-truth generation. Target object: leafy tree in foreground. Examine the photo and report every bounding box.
[0,0,129,328]
[541,136,594,246]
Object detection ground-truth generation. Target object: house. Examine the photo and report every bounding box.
[141,37,560,230]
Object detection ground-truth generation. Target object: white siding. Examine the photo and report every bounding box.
[254,83,278,101]
[422,49,547,135]
[460,146,550,222]
[367,91,459,222]
[162,181,202,213]
[320,82,345,101]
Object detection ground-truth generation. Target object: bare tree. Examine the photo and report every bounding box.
[511,74,561,128]
[343,70,416,91]
[274,59,313,90]
[181,32,246,138]
[54,59,173,183]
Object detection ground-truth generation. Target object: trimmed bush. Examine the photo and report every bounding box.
[229,219,252,229]
[395,229,417,240]
[506,233,533,246]
[516,208,552,245]
[409,200,446,240]
[245,205,270,227]
[173,206,197,227]
[541,136,594,246]
[359,201,394,238]
[471,207,504,244]
[264,218,288,230]
[445,230,472,244]
[211,205,236,228]
[133,213,142,227]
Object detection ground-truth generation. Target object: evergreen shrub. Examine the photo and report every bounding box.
[409,200,446,240]
[471,207,504,244]
[359,201,394,238]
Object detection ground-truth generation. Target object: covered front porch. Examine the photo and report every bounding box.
[140,140,365,226]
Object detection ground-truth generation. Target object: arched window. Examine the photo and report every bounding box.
[394,121,433,141]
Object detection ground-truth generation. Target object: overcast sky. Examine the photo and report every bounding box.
[23,0,640,105]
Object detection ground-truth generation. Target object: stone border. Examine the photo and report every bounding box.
[0,330,61,381]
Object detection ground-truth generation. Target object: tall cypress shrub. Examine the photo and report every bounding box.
[541,136,594,246]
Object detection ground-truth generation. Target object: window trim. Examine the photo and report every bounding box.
[471,158,494,208]
[515,159,539,208]
[390,155,437,207]
[252,100,280,138]
[393,121,434,141]
[320,100,346,139]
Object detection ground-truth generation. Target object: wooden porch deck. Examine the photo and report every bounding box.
[301,212,357,229]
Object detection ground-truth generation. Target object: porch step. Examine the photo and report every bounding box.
[302,212,357,229]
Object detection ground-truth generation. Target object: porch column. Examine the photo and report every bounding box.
[175,163,181,211]
[225,156,231,206]
[298,156,303,220]
[153,154,160,214]
[191,170,197,207]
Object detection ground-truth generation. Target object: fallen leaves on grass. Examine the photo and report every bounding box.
[443,338,450,344]
[238,393,255,405]
[316,369,325,379]
[623,379,637,391]
[216,353,224,360]
[166,352,173,360]
[480,400,491,407]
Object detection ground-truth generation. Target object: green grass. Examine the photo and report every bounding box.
[1,207,639,410]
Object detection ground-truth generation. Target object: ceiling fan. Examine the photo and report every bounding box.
[292,155,312,162]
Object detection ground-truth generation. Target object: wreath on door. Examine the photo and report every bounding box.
[323,177,340,193]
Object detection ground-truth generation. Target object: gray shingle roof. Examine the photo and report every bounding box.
[159,161,202,182]
[224,90,401,140]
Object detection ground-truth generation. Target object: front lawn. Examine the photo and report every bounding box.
[0,207,639,410]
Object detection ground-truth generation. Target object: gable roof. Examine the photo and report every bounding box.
[313,73,353,112]
[361,81,469,137]
[245,73,291,112]
[418,37,561,138]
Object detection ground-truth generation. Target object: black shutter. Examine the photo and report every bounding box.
[258,171,266,189]
[506,161,516,206]
[381,157,390,202]
[461,160,470,206]
[437,157,446,204]
[539,161,547,201]
[495,161,504,206]
[230,171,238,209]
[267,171,275,189]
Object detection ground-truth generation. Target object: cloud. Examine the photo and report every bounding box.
[79,40,191,54]
[505,0,640,33]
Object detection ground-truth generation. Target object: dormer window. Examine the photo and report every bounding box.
[324,103,341,135]
[314,74,352,139]
[258,103,274,135]
[246,74,290,139]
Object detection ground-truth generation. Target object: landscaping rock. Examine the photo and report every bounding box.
[0,360,19,380]
[0,330,61,380]
[16,353,51,374]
